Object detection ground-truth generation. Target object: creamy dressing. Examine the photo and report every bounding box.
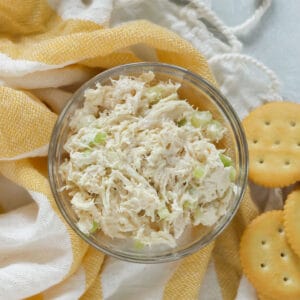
[59,72,236,248]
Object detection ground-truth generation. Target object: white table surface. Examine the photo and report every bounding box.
[212,0,300,103]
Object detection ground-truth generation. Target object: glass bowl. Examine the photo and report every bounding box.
[48,62,248,263]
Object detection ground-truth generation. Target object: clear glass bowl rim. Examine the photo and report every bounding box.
[48,62,248,263]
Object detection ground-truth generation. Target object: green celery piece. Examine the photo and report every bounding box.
[183,200,194,210]
[94,132,107,144]
[158,207,169,220]
[219,153,232,167]
[176,118,187,127]
[230,167,236,181]
[146,85,164,104]
[191,111,212,128]
[134,240,144,250]
[90,221,100,234]
[191,114,201,128]
[194,207,202,220]
[83,149,92,156]
[193,167,204,179]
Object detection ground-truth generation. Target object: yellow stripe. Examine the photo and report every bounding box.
[0,87,57,159]
[213,187,259,300]
[0,158,88,278]
[0,0,56,35]
[81,51,141,69]
[0,20,213,70]
[0,86,89,276]
[82,247,105,291]
[163,242,215,300]
[0,0,101,36]
[80,272,103,300]
[24,294,43,300]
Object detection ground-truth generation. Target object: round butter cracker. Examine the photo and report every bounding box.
[240,210,300,300]
[243,102,300,187]
[284,187,300,257]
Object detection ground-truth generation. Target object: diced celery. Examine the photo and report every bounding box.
[146,85,164,95]
[83,149,92,156]
[191,115,201,128]
[191,111,212,128]
[199,111,212,122]
[94,132,107,144]
[209,120,222,129]
[149,98,160,105]
[183,200,194,210]
[158,207,169,219]
[219,153,232,167]
[229,167,236,181]
[194,207,202,222]
[193,167,204,179]
[134,239,144,250]
[176,118,187,127]
[90,221,100,234]
[145,85,164,104]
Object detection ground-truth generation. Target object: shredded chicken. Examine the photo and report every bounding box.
[59,72,236,248]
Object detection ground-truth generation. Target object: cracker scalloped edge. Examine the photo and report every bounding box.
[283,188,300,258]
